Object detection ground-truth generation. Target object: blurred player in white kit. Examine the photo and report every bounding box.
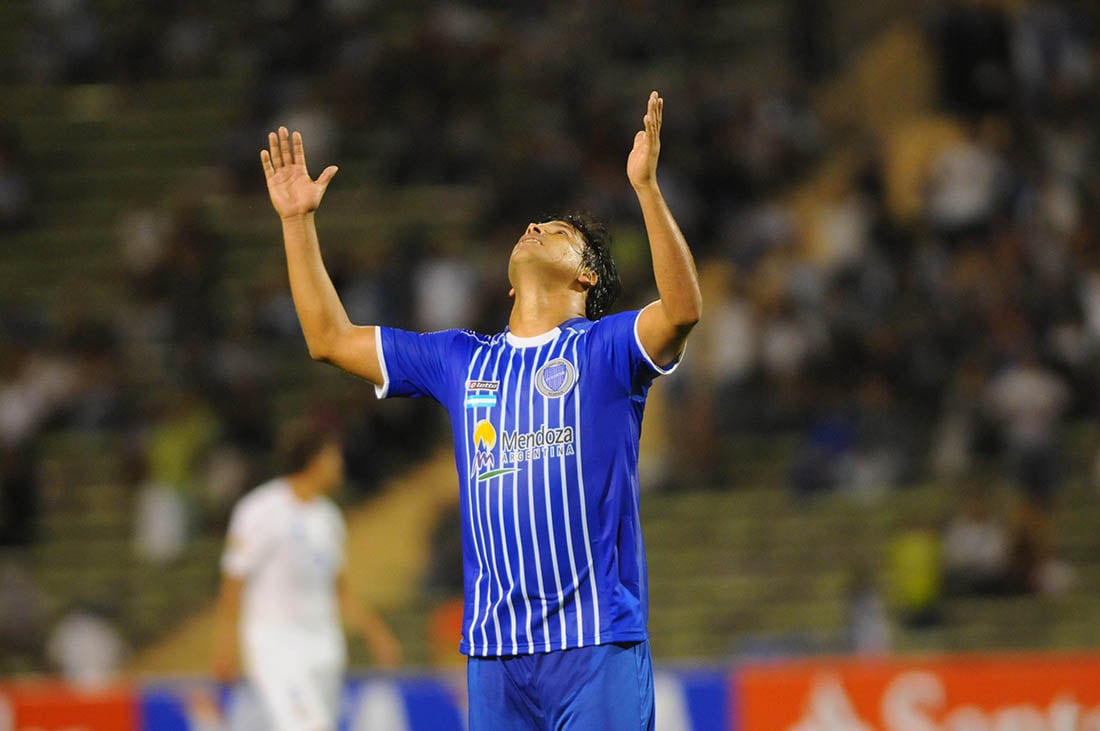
[212,422,401,731]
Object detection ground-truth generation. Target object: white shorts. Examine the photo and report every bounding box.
[242,625,346,731]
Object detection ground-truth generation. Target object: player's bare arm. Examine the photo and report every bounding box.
[211,575,244,682]
[336,574,403,669]
[629,92,702,367]
[262,127,383,383]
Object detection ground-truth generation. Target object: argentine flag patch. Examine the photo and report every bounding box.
[465,393,497,408]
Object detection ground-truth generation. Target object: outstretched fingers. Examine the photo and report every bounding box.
[278,126,293,168]
[263,128,308,173]
[317,165,339,189]
[292,130,308,171]
[645,91,662,140]
[267,131,282,169]
[260,149,275,179]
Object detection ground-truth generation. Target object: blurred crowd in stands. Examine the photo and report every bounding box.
[1,0,1099,668]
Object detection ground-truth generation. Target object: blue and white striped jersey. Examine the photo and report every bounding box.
[375,309,678,657]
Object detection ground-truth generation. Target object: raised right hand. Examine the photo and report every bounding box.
[261,126,339,221]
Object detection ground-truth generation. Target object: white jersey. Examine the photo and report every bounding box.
[221,478,345,636]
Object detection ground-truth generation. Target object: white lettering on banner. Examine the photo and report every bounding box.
[351,681,410,731]
[789,673,1100,731]
[789,675,875,731]
[992,706,1050,731]
[941,707,987,731]
[0,694,10,731]
[883,672,943,731]
[1049,697,1082,731]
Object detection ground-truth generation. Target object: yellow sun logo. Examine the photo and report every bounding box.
[473,420,497,449]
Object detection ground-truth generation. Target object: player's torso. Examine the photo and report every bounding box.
[244,489,343,627]
[445,324,644,655]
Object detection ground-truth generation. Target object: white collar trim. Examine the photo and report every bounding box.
[505,327,562,348]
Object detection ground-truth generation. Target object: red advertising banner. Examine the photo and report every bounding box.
[737,654,1100,731]
[0,682,136,731]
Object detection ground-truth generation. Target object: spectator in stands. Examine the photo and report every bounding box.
[46,601,127,690]
[758,290,824,430]
[0,553,47,671]
[930,356,994,480]
[0,444,39,549]
[411,234,482,332]
[203,318,274,526]
[158,3,219,78]
[929,0,1013,116]
[942,483,1011,595]
[0,335,84,451]
[0,126,33,231]
[143,387,221,540]
[923,117,1010,247]
[886,516,944,630]
[1009,0,1096,115]
[18,0,106,84]
[845,374,916,496]
[162,191,225,349]
[131,449,188,564]
[844,563,891,655]
[789,387,856,499]
[983,346,1069,510]
[64,322,132,432]
[1004,495,1049,595]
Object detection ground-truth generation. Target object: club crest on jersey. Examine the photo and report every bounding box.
[535,358,576,398]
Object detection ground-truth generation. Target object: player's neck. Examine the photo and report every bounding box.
[287,473,321,502]
[508,287,586,337]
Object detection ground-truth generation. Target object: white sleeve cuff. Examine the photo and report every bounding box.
[634,302,683,375]
[373,326,391,399]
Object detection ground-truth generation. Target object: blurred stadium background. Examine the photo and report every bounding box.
[1,0,1100,727]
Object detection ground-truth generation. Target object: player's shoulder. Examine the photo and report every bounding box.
[459,327,495,342]
[315,495,345,522]
[393,326,492,343]
[394,326,495,356]
[569,310,641,339]
[449,328,497,350]
[233,478,291,519]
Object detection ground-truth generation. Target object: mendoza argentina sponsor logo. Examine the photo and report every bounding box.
[501,424,575,462]
[471,419,576,482]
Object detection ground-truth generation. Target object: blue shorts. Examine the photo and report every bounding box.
[466,640,655,731]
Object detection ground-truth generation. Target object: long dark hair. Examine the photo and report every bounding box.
[557,210,621,320]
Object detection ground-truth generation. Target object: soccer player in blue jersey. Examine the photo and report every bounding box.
[262,91,701,730]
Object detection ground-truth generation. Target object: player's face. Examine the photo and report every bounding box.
[510,220,588,281]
